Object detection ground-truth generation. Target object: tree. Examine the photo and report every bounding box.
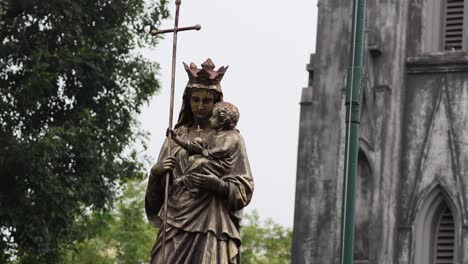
[62,180,156,264]
[0,0,168,262]
[241,211,292,264]
[61,181,292,264]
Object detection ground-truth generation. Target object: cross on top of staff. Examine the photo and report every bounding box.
[148,1,202,264]
[150,1,201,36]
[149,0,201,130]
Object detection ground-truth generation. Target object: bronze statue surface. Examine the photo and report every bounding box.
[145,59,254,263]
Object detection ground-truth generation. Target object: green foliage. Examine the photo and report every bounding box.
[0,0,168,262]
[241,211,292,264]
[60,182,290,264]
[62,180,156,264]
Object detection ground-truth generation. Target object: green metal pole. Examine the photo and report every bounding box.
[340,0,366,263]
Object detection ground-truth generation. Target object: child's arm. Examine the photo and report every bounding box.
[170,129,204,154]
[169,129,189,150]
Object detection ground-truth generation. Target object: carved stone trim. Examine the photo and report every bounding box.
[406,52,468,73]
[300,87,313,105]
[404,86,445,223]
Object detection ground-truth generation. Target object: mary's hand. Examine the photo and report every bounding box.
[191,172,221,191]
[150,156,176,178]
[191,172,230,196]
[147,156,176,194]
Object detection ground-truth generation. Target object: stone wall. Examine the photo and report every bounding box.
[292,0,468,263]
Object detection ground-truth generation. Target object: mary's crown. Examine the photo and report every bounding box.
[183,58,228,91]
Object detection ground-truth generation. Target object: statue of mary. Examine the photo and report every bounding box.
[145,59,254,264]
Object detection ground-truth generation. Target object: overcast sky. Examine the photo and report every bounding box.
[139,0,318,227]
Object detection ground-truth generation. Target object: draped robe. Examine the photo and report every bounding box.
[145,126,254,264]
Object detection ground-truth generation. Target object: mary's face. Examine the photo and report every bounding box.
[190,89,215,120]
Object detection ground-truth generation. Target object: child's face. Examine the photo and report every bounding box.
[209,107,222,129]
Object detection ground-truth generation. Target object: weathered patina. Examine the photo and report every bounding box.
[146,59,254,264]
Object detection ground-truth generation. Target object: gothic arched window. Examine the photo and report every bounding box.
[414,188,457,264]
[433,205,455,264]
[422,0,467,52]
[443,0,466,50]
[354,151,373,263]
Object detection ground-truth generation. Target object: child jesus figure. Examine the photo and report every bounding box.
[170,101,241,195]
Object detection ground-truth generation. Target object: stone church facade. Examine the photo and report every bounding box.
[292,0,468,264]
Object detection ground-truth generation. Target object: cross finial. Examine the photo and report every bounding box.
[149,0,201,131]
[150,1,201,36]
[150,1,201,264]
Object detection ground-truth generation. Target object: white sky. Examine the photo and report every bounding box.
[139,0,318,227]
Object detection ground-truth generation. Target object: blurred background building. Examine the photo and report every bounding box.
[292,0,468,263]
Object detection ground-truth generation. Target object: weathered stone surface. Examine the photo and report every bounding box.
[292,0,468,263]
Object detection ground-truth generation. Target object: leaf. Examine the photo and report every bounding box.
[0,0,168,262]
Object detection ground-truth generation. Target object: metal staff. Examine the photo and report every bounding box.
[151,1,201,262]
